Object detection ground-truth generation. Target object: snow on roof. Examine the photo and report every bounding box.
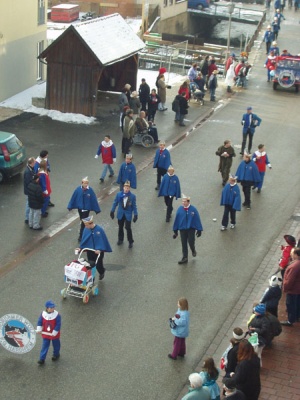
[73,13,145,65]
[52,4,79,9]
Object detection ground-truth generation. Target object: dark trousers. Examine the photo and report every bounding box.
[148,109,157,122]
[118,216,133,244]
[78,209,90,240]
[241,129,253,153]
[222,205,236,227]
[266,41,271,54]
[180,229,196,259]
[171,336,186,358]
[156,167,167,186]
[122,138,132,157]
[164,196,174,219]
[87,250,105,275]
[286,293,299,324]
[242,182,252,206]
[149,127,159,143]
[141,101,147,112]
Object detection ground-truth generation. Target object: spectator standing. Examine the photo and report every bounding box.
[178,81,190,100]
[252,144,271,193]
[95,135,117,183]
[157,73,168,111]
[208,70,218,102]
[223,328,245,379]
[153,141,171,190]
[220,176,241,231]
[168,297,190,360]
[27,174,44,230]
[281,247,300,326]
[216,140,236,186]
[36,300,61,365]
[122,109,135,157]
[173,195,203,264]
[223,340,261,400]
[77,216,112,280]
[235,153,261,210]
[129,91,141,117]
[147,88,161,123]
[34,150,54,208]
[38,160,52,218]
[118,85,130,127]
[158,165,181,222]
[138,78,150,112]
[240,107,262,155]
[110,181,138,249]
[223,382,246,399]
[67,177,101,241]
[200,55,209,87]
[23,157,36,224]
[177,92,189,126]
[188,63,198,83]
[260,275,282,317]
[116,153,137,191]
[199,357,221,400]
[225,63,236,93]
[279,234,296,279]
[182,374,211,400]
[208,59,218,79]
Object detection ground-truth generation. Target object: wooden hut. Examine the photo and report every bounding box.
[38,13,145,116]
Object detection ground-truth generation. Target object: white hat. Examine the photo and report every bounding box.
[269,275,282,287]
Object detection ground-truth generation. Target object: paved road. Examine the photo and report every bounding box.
[0,10,299,400]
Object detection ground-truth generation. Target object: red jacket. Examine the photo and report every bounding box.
[283,259,300,294]
[178,86,190,100]
[208,63,218,77]
[279,244,294,269]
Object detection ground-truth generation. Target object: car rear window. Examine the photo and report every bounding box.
[6,136,23,154]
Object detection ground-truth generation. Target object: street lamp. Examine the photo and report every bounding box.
[224,1,235,74]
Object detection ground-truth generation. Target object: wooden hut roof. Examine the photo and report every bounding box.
[40,13,145,66]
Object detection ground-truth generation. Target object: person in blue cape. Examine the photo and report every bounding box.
[240,107,262,155]
[77,216,112,281]
[110,180,138,249]
[116,154,137,191]
[68,177,101,241]
[158,165,181,222]
[220,176,241,231]
[235,153,261,210]
[173,195,203,264]
[153,141,171,190]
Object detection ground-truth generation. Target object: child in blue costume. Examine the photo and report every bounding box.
[199,357,221,400]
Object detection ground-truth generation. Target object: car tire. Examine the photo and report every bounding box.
[0,170,5,183]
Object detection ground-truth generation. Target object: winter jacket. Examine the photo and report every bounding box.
[157,77,167,103]
[123,116,135,140]
[260,286,282,311]
[170,309,190,338]
[279,244,293,268]
[27,181,44,209]
[23,165,35,195]
[283,259,300,294]
[129,97,141,114]
[119,92,129,112]
[138,82,150,103]
[248,314,272,346]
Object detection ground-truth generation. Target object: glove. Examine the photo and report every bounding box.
[43,190,48,195]
[94,155,99,159]
[110,211,114,220]
[52,330,58,337]
[173,231,178,239]
[133,215,138,223]
[113,158,116,163]
[196,231,202,237]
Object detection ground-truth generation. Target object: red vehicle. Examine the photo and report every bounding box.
[272,55,300,93]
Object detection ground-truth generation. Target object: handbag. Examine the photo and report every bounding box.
[169,318,176,329]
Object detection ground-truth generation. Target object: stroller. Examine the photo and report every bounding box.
[61,248,99,304]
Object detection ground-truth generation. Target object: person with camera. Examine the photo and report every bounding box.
[173,195,203,264]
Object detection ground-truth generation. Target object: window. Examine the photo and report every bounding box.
[163,0,168,6]
[37,41,44,81]
[38,0,45,25]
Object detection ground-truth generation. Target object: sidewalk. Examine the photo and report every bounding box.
[177,203,300,399]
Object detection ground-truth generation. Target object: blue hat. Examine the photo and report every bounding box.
[231,52,236,57]
[254,303,266,315]
[247,106,252,110]
[45,300,56,308]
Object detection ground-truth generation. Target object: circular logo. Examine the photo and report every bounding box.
[0,314,36,354]
[278,70,295,88]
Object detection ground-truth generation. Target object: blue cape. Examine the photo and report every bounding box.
[158,174,181,199]
[68,186,101,213]
[80,225,112,252]
[220,183,241,211]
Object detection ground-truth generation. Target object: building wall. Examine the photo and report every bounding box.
[0,0,47,102]
[160,0,187,21]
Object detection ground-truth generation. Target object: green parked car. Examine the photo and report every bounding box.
[0,131,26,183]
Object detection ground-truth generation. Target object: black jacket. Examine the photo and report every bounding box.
[176,95,188,115]
[27,181,44,209]
[225,342,240,376]
[260,286,282,311]
[139,83,150,102]
[227,357,261,400]
[248,315,272,346]
[23,165,35,195]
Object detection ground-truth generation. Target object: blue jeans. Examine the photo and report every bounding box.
[210,88,216,100]
[29,208,41,229]
[25,197,30,220]
[175,111,180,121]
[256,172,265,189]
[101,164,114,180]
[40,338,60,361]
